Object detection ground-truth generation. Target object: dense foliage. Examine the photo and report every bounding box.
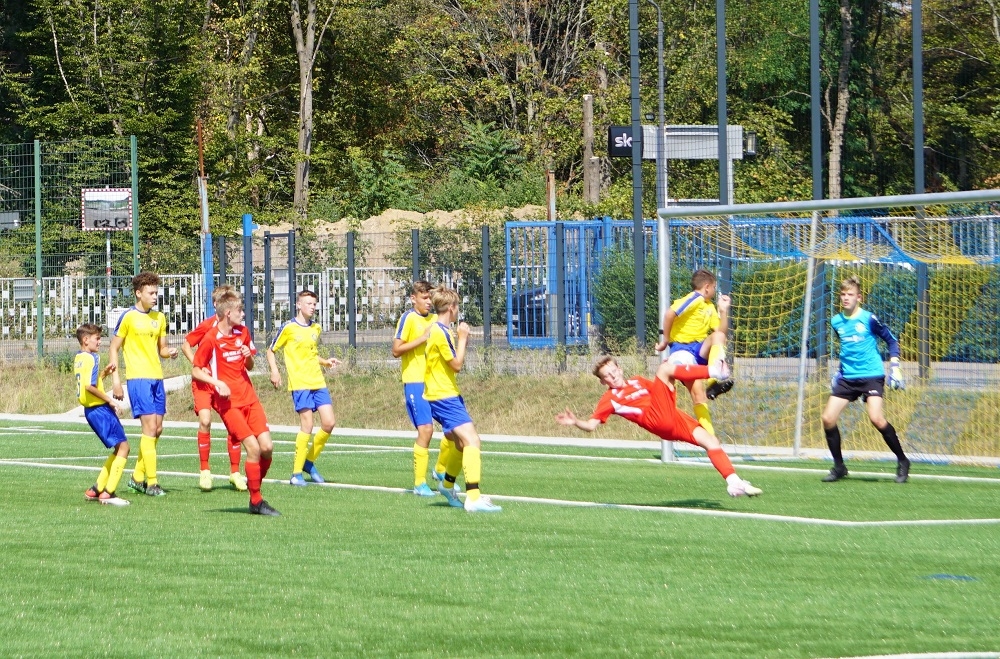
[1,0,997,252]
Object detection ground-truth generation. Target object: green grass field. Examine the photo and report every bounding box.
[2,419,999,657]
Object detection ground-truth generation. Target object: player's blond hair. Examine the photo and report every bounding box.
[592,355,617,378]
[212,284,238,306]
[840,276,863,295]
[430,287,460,313]
[411,280,434,295]
[75,323,102,344]
[215,291,242,315]
[691,269,716,291]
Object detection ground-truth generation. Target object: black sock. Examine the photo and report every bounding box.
[825,425,844,465]
[878,423,906,460]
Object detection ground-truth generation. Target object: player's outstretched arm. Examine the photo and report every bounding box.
[158,336,178,359]
[180,341,196,364]
[319,356,341,369]
[192,365,231,398]
[556,408,601,433]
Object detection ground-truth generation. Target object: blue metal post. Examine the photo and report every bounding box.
[242,213,258,334]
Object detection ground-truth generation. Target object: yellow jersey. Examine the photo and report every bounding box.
[668,292,720,344]
[269,319,326,391]
[394,309,437,384]
[423,321,460,401]
[114,307,167,380]
[74,351,106,408]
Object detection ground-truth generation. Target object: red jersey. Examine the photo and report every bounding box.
[186,316,219,393]
[192,324,259,407]
[590,375,701,444]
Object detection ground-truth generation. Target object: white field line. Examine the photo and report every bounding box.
[3,456,1000,528]
[823,653,1000,659]
[4,423,1000,486]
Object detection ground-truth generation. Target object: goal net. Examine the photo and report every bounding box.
[658,190,1000,466]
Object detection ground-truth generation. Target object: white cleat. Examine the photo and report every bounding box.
[98,492,131,506]
[708,358,731,381]
[199,469,214,491]
[229,472,248,491]
[727,479,762,497]
[464,495,502,513]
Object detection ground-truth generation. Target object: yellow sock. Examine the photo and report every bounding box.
[694,403,715,435]
[445,443,464,485]
[306,429,330,462]
[435,438,452,476]
[462,446,482,503]
[133,441,146,483]
[140,435,158,486]
[708,344,726,365]
[293,432,310,474]
[413,444,430,487]
[96,455,115,492]
[106,455,127,494]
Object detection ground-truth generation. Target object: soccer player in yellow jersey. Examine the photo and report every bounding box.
[391,281,458,497]
[267,290,340,486]
[110,272,178,497]
[424,287,501,513]
[76,323,131,506]
[653,269,733,437]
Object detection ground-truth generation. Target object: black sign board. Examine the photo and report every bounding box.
[607,125,641,158]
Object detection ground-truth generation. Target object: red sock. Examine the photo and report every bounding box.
[707,447,736,480]
[197,432,211,471]
[673,365,710,382]
[245,460,262,505]
[227,434,242,473]
[260,456,272,480]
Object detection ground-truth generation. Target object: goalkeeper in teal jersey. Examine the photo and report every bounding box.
[821,276,910,483]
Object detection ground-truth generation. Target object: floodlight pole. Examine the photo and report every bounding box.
[629,0,646,349]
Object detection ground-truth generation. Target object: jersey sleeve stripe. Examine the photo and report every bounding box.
[674,292,702,316]
[113,307,133,334]
[89,353,99,386]
[440,323,457,358]
[395,311,412,339]
[268,322,291,350]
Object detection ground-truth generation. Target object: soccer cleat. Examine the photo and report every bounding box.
[412,482,436,497]
[706,378,735,400]
[438,482,464,508]
[249,499,281,516]
[229,472,248,491]
[127,477,147,494]
[84,486,100,501]
[727,479,762,497]
[304,461,325,484]
[289,473,307,487]
[822,464,849,482]
[895,458,911,484]
[98,491,130,506]
[146,484,166,497]
[464,495,502,513]
[432,470,462,493]
[708,359,731,382]
[199,469,214,492]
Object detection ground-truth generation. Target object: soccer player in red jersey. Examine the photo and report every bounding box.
[556,356,763,498]
[181,285,247,492]
[191,292,280,516]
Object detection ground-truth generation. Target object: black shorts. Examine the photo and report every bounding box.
[831,375,885,402]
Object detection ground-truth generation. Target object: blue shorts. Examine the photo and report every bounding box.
[84,404,128,449]
[429,396,473,434]
[127,379,166,418]
[404,383,433,428]
[669,341,708,366]
[292,387,333,413]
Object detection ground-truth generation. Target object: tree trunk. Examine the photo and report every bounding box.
[291,0,316,220]
[826,0,853,201]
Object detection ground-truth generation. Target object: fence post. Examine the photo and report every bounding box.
[242,214,256,334]
[555,221,566,372]
[130,135,140,275]
[287,230,296,308]
[481,225,491,347]
[33,139,43,358]
[411,229,420,283]
[815,261,827,367]
[218,236,227,284]
[916,262,930,378]
[263,231,272,339]
[347,231,357,349]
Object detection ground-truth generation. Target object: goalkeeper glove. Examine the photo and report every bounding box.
[888,357,905,390]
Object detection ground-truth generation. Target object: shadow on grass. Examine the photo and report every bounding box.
[652,499,725,510]
[208,507,255,514]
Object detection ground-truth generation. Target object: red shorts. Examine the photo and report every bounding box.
[639,376,702,445]
[192,385,214,414]
[216,399,269,442]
